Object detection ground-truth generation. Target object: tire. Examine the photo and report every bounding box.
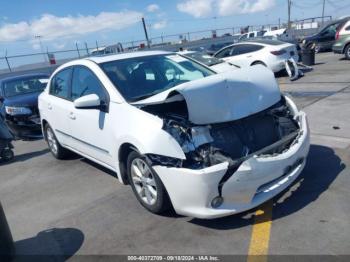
[44,124,70,159]
[1,149,14,162]
[345,45,350,60]
[127,151,171,214]
[251,61,266,67]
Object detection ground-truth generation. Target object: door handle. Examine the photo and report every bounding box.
[69,112,76,120]
[247,55,252,58]
[48,103,52,110]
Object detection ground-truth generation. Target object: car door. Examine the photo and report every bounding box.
[68,65,114,166]
[45,68,74,146]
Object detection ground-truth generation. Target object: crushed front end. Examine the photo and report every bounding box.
[143,95,309,219]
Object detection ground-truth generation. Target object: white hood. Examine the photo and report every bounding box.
[133,65,281,125]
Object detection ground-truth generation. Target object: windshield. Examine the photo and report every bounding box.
[183,52,223,66]
[100,54,215,102]
[3,76,48,97]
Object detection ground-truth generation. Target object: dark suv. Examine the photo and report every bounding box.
[0,73,49,139]
[302,18,350,53]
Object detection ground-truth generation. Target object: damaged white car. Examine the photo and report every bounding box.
[39,51,310,219]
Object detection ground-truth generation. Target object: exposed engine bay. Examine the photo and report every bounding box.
[142,96,301,170]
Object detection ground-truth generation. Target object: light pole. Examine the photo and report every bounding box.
[35,35,47,62]
[322,0,326,26]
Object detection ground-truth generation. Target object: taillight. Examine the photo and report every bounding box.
[270,50,286,56]
[336,31,340,40]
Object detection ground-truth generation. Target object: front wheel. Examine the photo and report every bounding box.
[44,124,70,159]
[1,149,14,162]
[127,151,171,214]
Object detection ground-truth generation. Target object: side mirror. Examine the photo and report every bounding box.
[74,94,101,109]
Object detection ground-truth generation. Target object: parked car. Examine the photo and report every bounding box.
[213,39,299,73]
[39,51,310,219]
[302,18,350,53]
[178,50,240,72]
[333,19,350,59]
[238,30,266,41]
[0,74,49,138]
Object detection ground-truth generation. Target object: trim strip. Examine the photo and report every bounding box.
[55,129,109,154]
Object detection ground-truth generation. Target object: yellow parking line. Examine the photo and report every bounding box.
[247,200,273,262]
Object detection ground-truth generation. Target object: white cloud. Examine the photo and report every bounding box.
[0,11,143,42]
[147,4,160,12]
[177,0,214,18]
[153,20,167,30]
[177,0,275,17]
[31,43,41,50]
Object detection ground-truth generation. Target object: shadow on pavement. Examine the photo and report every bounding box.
[12,228,84,261]
[0,149,50,166]
[189,144,345,229]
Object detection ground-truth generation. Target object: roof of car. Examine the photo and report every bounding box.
[234,39,287,46]
[86,50,173,64]
[0,73,49,83]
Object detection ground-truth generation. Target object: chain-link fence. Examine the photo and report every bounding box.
[0,16,332,76]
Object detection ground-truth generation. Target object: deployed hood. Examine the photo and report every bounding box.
[133,65,281,125]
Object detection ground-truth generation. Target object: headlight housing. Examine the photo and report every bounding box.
[5,106,32,116]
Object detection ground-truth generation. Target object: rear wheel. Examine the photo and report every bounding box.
[127,151,171,214]
[44,124,70,159]
[345,45,350,60]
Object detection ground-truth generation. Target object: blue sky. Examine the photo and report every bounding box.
[0,0,350,58]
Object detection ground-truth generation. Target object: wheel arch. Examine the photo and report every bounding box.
[41,119,49,140]
[250,60,266,66]
[118,143,138,185]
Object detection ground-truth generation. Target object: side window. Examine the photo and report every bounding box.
[50,68,72,99]
[346,26,350,31]
[71,66,107,102]
[215,47,233,58]
[232,44,263,55]
[249,33,255,38]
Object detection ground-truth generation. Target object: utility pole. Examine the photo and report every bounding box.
[287,0,292,29]
[142,17,150,49]
[322,0,326,26]
[35,35,47,62]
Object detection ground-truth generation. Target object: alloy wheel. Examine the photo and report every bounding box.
[46,127,58,155]
[130,158,158,206]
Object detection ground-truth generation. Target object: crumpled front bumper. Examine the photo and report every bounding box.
[154,111,310,219]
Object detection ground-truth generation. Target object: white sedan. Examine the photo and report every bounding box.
[39,50,309,219]
[178,50,240,73]
[214,39,299,73]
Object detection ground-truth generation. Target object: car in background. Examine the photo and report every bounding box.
[39,51,309,219]
[302,18,350,53]
[213,39,299,73]
[333,19,350,59]
[178,50,240,72]
[206,42,234,55]
[238,30,266,41]
[0,74,49,139]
